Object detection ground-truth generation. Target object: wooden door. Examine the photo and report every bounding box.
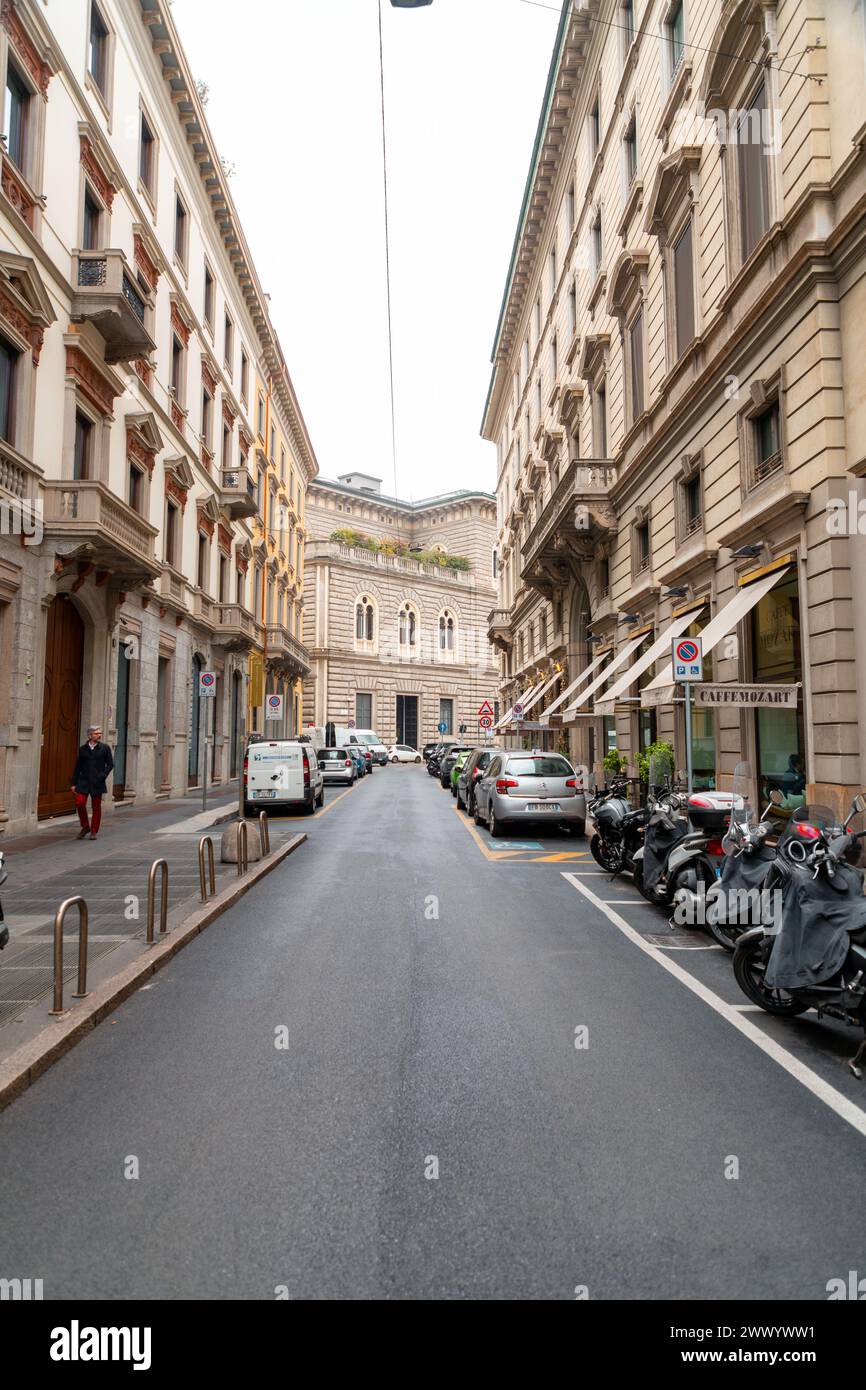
[38,597,84,818]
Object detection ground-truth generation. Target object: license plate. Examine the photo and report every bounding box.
[526,802,560,812]
[252,789,277,799]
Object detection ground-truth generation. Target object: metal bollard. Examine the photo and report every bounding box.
[198,835,216,903]
[146,858,169,945]
[237,818,248,877]
[258,810,270,856]
[49,897,89,1015]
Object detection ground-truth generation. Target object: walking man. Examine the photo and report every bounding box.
[71,725,114,841]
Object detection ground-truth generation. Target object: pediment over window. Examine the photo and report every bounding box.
[164,455,195,491]
[0,251,55,362]
[559,383,584,429]
[699,0,768,108]
[577,333,610,385]
[606,249,650,318]
[676,450,703,484]
[126,411,164,475]
[644,147,702,239]
[196,494,221,527]
[236,539,253,564]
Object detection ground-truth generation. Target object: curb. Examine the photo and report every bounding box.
[0,832,307,1113]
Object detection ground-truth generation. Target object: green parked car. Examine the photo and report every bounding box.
[450,749,472,797]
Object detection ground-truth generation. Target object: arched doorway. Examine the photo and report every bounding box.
[189,653,203,786]
[38,596,84,818]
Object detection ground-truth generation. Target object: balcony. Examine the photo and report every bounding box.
[213,603,263,652]
[190,590,218,630]
[305,539,475,587]
[220,467,257,519]
[520,459,618,599]
[265,623,311,678]
[42,479,159,584]
[0,440,41,504]
[487,608,514,652]
[156,565,188,613]
[71,249,156,364]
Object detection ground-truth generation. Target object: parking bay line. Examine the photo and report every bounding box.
[562,871,866,1141]
[453,808,589,863]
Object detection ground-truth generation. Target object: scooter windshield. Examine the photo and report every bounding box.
[776,803,840,851]
[648,749,673,796]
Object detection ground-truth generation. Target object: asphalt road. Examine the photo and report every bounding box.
[1,764,865,1300]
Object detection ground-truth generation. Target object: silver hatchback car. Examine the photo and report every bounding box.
[317,747,356,785]
[474,752,586,837]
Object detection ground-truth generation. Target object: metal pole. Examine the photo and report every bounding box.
[237,818,248,877]
[198,835,216,903]
[258,810,270,856]
[685,680,694,795]
[50,897,89,1014]
[201,692,208,813]
[146,859,169,945]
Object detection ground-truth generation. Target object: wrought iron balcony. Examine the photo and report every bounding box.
[520,458,618,598]
[220,467,257,519]
[71,249,156,364]
[42,479,159,583]
[265,623,311,677]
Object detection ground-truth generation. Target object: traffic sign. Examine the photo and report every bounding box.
[265,694,284,721]
[348,718,356,729]
[199,672,216,698]
[673,636,703,682]
[513,702,524,718]
[478,699,494,717]
[438,721,447,734]
[479,714,493,730]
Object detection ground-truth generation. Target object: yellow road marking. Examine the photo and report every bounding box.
[453,805,589,864]
[263,783,356,821]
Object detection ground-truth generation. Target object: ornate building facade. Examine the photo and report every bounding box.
[0,0,315,834]
[483,0,866,816]
[302,474,499,748]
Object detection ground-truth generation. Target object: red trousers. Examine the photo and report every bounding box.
[75,793,102,835]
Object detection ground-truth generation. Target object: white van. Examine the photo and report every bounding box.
[244,740,324,816]
[348,728,389,766]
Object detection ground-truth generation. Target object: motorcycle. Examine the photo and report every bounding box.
[589,777,648,874]
[681,762,784,951]
[631,751,688,901]
[733,795,866,1077]
[0,849,8,950]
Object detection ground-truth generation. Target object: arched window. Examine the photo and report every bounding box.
[398,602,417,648]
[439,609,455,652]
[355,595,376,646]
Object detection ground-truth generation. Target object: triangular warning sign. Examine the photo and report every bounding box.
[478,700,494,716]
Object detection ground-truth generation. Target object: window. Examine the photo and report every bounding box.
[219,555,228,604]
[621,0,635,50]
[754,403,781,482]
[201,386,212,451]
[589,93,600,159]
[356,693,373,728]
[240,350,249,403]
[224,313,233,370]
[82,185,102,251]
[5,60,30,173]
[551,333,558,382]
[535,377,542,425]
[222,422,231,469]
[269,424,276,462]
[438,698,453,735]
[534,295,541,343]
[439,611,455,652]
[737,80,770,261]
[398,603,417,648]
[684,472,702,534]
[236,566,245,606]
[174,195,188,267]
[592,213,602,277]
[566,181,575,234]
[667,1,685,77]
[624,112,638,185]
[600,556,610,597]
[197,533,209,590]
[355,596,375,642]
[628,309,644,420]
[0,335,17,444]
[568,281,577,337]
[203,264,214,329]
[128,463,143,513]
[170,334,184,404]
[73,412,92,480]
[165,500,179,567]
[549,239,558,296]
[139,112,155,194]
[595,383,607,457]
[88,3,109,96]
[673,218,695,356]
[279,447,286,482]
[257,393,265,438]
[636,519,650,572]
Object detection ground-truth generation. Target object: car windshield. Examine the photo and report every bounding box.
[506,756,573,777]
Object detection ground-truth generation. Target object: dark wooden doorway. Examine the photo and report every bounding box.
[38,596,84,818]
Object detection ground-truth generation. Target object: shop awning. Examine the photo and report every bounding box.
[590,605,707,717]
[559,627,664,722]
[519,668,565,717]
[537,649,613,724]
[640,567,791,708]
[492,679,538,731]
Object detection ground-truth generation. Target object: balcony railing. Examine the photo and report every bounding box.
[71,249,156,364]
[306,540,473,585]
[0,440,40,502]
[521,458,617,573]
[487,608,514,652]
[42,479,159,582]
[265,623,311,676]
[214,604,263,651]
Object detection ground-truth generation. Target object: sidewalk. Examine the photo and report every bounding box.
[0,787,300,1043]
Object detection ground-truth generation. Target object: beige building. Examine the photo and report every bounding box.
[302,474,499,747]
[483,0,866,816]
[0,0,315,833]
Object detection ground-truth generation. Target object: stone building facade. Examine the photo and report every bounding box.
[302,474,499,748]
[0,0,315,835]
[483,0,866,817]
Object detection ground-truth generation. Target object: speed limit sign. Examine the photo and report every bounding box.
[479,714,493,729]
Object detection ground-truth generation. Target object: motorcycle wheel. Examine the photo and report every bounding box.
[733,937,809,1017]
[590,833,620,872]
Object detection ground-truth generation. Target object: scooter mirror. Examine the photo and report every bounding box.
[853,793,866,816]
[769,789,784,806]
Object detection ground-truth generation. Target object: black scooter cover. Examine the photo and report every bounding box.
[712,845,776,924]
[765,861,866,990]
[643,811,687,892]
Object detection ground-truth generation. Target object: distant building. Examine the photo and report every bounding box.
[303,474,498,747]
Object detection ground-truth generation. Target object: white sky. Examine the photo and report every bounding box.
[169,0,559,501]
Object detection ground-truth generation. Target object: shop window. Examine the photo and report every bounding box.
[750,573,805,809]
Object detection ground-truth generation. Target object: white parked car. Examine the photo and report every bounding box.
[244,740,324,816]
[388,744,423,764]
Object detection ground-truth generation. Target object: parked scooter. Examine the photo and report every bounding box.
[589,777,648,874]
[733,795,866,1077]
[0,849,8,950]
[632,752,688,901]
[680,762,784,950]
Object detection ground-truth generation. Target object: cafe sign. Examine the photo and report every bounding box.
[693,683,799,709]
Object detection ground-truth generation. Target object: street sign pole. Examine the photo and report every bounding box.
[684,680,693,795]
[202,693,209,814]
[672,637,702,796]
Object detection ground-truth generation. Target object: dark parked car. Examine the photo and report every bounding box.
[456,745,503,815]
[347,746,367,778]
[439,744,472,789]
[422,741,440,762]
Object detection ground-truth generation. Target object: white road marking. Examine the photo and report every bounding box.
[562,871,866,1141]
[655,943,725,951]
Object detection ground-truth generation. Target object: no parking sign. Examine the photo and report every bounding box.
[266,694,284,721]
[673,636,703,682]
[199,671,216,698]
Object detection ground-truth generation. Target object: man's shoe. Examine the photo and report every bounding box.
[89,833,98,840]
[76,827,89,840]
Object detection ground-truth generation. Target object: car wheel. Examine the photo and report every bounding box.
[316,787,324,807]
[473,798,484,825]
[391,755,398,762]
[414,755,421,763]
[489,805,505,838]
[451,784,457,797]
